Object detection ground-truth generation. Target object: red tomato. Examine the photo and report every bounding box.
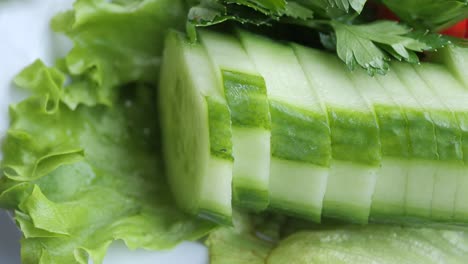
[465,19,468,38]
[376,5,399,21]
[441,19,467,38]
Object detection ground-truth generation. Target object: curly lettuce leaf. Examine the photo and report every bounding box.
[205,212,277,264]
[206,228,274,264]
[0,61,215,264]
[51,0,186,108]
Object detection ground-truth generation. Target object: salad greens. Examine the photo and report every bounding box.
[50,0,186,107]
[0,1,214,263]
[0,0,468,263]
[1,60,214,263]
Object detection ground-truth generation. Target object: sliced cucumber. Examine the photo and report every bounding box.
[159,31,233,224]
[433,46,468,87]
[375,68,438,219]
[346,68,410,219]
[199,30,271,211]
[293,45,380,223]
[394,62,463,221]
[239,30,331,222]
[413,63,468,222]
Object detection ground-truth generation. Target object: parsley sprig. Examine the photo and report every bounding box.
[187,0,467,74]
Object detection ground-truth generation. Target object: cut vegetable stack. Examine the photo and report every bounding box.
[159,29,468,225]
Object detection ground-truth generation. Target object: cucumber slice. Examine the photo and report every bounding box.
[413,63,468,222]
[159,31,233,224]
[346,68,410,219]
[394,62,463,221]
[199,30,271,211]
[293,45,380,223]
[375,68,438,219]
[239,30,331,222]
[433,46,468,87]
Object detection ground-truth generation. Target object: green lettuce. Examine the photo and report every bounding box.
[0,59,214,263]
[51,0,186,108]
[205,212,277,264]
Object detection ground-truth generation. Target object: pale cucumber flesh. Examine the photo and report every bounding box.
[405,160,436,218]
[269,158,328,222]
[322,160,378,224]
[231,128,270,209]
[371,158,408,219]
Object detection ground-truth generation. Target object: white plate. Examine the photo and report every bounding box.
[0,1,208,263]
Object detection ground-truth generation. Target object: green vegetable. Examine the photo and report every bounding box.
[413,62,468,222]
[394,62,462,220]
[268,225,468,264]
[239,30,331,222]
[51,0,186,108]
[199,30,272,211]
[294,45,380,223]
[159,30,234,224]
[347,67,410,219]
[331,21,428,75]
[3,0,468,262]
[1,60,214,264]
[206,228,274,264]
[435,45,468,87]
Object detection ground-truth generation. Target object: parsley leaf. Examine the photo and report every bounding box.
[226,0,287,15]
[332,21,431,74]
[324,0,367,13]
[186,0,464,74]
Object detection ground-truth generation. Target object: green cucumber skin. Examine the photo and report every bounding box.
[232,185,269,209]
[430,110,463,161]
[269,100,331,166]
[222,70,270,129]
[327,107,381,166]
[404,108,439,160]
[206,97,234,161]
[374,104,410,157]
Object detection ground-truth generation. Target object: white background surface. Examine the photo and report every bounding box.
[0,1,208,263]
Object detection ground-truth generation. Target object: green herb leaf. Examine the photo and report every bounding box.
[226,0,287,15]
[332,21,431,74]
[324,0,367,13]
